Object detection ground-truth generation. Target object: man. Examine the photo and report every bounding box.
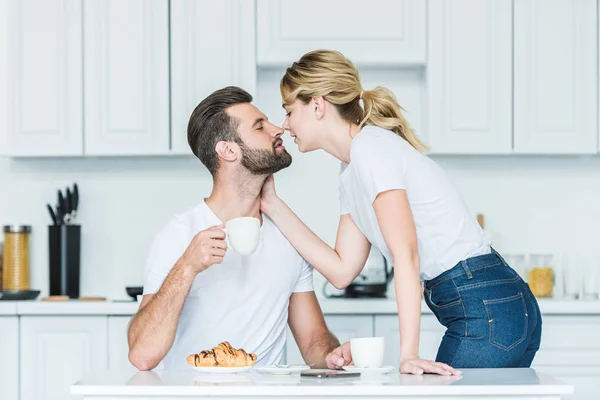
[128,86,348,371]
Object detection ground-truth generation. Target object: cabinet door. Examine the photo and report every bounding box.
[256,0,426,66]
[171,0,256,154]
[427,0,512,154]
[170,0,256,154]
[0,317,19,400]
[108,316,164,371]
[514,0,597,154]
[286,315,373,365]
[0,0,83,156]
[83,0,169,155]
[20,316,108,400]
[374,315,444,367]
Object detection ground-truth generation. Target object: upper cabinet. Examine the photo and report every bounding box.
[84,0,170,156]
[427,0,513,154]
[256,0,426,67]
[0,0,83,156]
[513,0,597,154]
[170,0,256,155]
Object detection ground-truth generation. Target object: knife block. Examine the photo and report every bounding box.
[48,225,81,298]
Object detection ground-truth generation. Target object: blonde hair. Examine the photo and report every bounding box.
[280,50,428,152]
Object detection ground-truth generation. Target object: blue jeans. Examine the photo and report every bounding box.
[423,249,542,368]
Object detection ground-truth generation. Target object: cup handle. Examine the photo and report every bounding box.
[222,227,231,250]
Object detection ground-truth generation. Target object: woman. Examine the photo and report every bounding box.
[260,50,541,375]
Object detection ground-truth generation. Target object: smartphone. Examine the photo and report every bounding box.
[300,370,361,379]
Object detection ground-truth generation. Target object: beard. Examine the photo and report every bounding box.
[237,139,292,175]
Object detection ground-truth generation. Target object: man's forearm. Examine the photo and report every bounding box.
[305,330,341,368]
[128,263,196,370]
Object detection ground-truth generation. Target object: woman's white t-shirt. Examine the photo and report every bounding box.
[339,125,491,281]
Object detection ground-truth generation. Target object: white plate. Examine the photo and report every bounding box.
[190,366,253,374]
[253,365,311,375]
[343,365,396,374]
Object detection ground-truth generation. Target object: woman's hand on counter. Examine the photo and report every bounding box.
[400,357,461,376]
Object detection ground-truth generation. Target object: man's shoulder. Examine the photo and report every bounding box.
[156,202,213,241]
[263,215,309,265]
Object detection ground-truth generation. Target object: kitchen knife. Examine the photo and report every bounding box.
[58,190,69,224]
[46,203,58,225]
[66,187,72,218]
[71,183,79,222]
[55,203,63,225]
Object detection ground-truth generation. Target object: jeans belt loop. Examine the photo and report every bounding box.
[461,259,473,279]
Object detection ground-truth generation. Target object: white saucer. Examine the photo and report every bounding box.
[253,365,311,375]
[343,365,396,374]
[190,366,253,374]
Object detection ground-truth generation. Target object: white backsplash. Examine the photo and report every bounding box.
[1,68,599,299]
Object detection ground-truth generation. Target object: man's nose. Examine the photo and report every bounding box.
[272,125,284,138]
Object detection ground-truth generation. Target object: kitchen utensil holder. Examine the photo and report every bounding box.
[48,225,81,298]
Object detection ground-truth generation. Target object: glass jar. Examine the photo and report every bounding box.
[504,254,527,280]
[0,242,3,290]
[528,254,554,298]
[2,225,32,291]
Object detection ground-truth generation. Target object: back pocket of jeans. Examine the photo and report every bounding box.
[483,292,528,351]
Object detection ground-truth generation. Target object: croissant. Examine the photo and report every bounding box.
[187,341,257,367]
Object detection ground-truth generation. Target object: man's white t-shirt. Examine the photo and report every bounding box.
[339,125,491,281]
[143,201,314,370]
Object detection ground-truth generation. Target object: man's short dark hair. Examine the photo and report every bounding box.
[187,86,253,176]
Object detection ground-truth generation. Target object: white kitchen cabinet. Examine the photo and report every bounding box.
[0,0,83,156]
[83,0,169,156]
[108,316,164,372]
[427,0,512,154]
[170,0,256,155]
[20,316,108,400]
[0,317,19,400]
[374,315,445,367]
[531,316,600,399]
[514,0,597,154]
[256,0,426,66]
[285,315,373,365]
[108,316,135,372]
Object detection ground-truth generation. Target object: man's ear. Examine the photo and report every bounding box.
[312,96,326,120]
[215,141,239,162]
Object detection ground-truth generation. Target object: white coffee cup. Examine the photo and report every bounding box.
[224,217,260,256]
[350,337,385,368]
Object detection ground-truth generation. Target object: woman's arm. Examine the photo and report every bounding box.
[373,189,459,376]
[261,177,371,289]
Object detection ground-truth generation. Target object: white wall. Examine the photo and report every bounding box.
[0,68,598,299]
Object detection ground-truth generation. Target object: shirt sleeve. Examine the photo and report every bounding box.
[143,221,190,295]
[292,259,314,293]
[339,191,349,215]
[352,133,408,205]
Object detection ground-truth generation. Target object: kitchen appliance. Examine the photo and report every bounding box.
[344,247,394,298]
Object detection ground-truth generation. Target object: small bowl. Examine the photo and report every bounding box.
[126,286,143,300]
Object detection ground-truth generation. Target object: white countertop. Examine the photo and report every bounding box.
[71,368,573,398]
[1,298,600,316]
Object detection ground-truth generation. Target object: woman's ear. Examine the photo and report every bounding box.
[312,96,326,120]
[215,141,238,163]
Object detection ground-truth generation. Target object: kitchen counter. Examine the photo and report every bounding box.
[71,368,573,399]
[1,298,600,316]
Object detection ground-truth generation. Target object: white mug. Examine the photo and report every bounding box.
[224,217,260,256]
[350,337,385,368]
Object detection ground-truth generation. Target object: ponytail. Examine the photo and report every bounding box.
[360,87,429,152]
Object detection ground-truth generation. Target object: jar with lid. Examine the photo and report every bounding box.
[2,225,32,291]
[528,254,554,298]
